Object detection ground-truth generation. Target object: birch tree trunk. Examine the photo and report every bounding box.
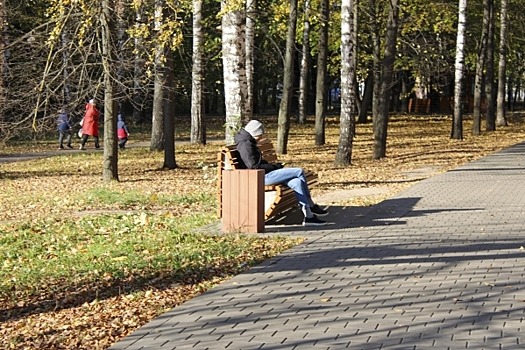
[191,0,206,144]
[150,0,165,150]
[485,0,496,131]
[222,0,246,145]
[133,3,144,123]
[335,0,356,165]
[115,0,125,112]
[373,0,399,159]
[451,0,467,140]
[472,0,490,135]
[101,0,118,181]
[245,0,256,120]
[276,0,298,155]
[298,0,311,124]
[314,0,329,146]
[496,0,508,127]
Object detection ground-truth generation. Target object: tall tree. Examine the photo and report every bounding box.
[485,0,496,131]
[150,0,165,150]
[298,0,311,124]
[314,0,329,146]
[276,0,298,154]
[496,0,508,127]
[373,0,399,159]
[163,50,177,169]
[0,0,6,125]
[369,0,381,121]
[191,0,206,144]
[101,0,118,181]
[133,2,145,123]
[222,0,247,145]
[451,0,468,140]
[336,0,357,165]
[245,0,256,120]
[472,0,491,135]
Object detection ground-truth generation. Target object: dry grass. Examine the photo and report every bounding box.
[3,114,525,223]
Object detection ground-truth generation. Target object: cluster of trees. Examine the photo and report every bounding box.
[0,0,523,179]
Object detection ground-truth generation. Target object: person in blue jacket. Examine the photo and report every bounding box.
[56,109,73,150]
[117,113,130,149]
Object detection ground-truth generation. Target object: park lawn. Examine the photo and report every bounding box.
[2,114,525,348]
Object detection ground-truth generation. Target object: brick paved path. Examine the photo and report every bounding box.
[110,143,525,350]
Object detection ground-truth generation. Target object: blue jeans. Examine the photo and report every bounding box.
[58,130,72,147]
[264,167,314,207]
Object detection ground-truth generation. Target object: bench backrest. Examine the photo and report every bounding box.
[219,138,277,170]
[256,138,278,163]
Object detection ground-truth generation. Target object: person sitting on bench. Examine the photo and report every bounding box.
[234,119,328,226]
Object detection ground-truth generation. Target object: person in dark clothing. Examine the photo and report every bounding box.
[56,109,73,150]
[234,119,328,226]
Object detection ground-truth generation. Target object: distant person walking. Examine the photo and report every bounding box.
[56,109,73,150]
[79,99,100,150]
[117,113,130,149]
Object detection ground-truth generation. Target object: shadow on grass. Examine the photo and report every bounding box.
[0,196,484,324]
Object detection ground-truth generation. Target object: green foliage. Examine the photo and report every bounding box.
[84,187,214,208]
[0,213,297,299]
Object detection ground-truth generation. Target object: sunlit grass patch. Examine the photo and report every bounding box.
[0,213,300,301]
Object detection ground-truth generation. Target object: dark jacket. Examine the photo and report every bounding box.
[57,112,71,132]
[233,129,281,174]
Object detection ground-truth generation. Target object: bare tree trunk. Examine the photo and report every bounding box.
[373,0,399,159]
[276,0,298,155]
[496,0,508,127]
[0,0,5,125]
[400,71,409,113]
[133,4,144,123]
[245,0,256,120]
[191,0,206,144]
[115,0,125,113]
[451,0,467,140]
[298,0,311,124]
[101,0,118,181]
[335,0,357,165]
[222,0,246,145]
[150,0,165,150]
[61,31,72,106]
[472,0,490,135]
[358,70,373,123]
[314,0,329,146]
[369,0,381,121]
[163,51,177,169]
[485,0,496,131]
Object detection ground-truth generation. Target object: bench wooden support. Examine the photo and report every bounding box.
[217,138,318,224]
[221,169,265,233]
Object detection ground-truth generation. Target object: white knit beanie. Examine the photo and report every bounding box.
[244,120,264,137]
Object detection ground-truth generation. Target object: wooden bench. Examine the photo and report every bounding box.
[217,137,318,222]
